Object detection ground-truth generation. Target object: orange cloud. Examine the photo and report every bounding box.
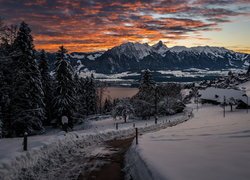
[0,0,249,53]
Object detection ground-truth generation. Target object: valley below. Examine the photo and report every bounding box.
[80,68,247,86]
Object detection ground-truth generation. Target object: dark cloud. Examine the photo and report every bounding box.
[0,0,249,52]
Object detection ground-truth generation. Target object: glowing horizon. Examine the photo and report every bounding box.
[0,0,250,53]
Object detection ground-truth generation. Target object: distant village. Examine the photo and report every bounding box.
[191,70,250,109]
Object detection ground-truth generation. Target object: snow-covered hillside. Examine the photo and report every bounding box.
[126,104,250,180]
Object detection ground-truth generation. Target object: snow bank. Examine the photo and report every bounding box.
[0,109,192,180]
[124,109,193,180]
[126,104,250,180]
[125,143,157,180]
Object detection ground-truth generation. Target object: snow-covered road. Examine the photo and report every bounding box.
[126,104,250,180]
[0,109,192,180]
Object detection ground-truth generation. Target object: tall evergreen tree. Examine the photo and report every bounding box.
[78,75,98,116]
[132,70,156,118]
[74,73,80,90]
[73,73,83,117]
[53,46,76,127]
[103,98,112,114]
[133,69,156,103]
[0,116,2,138]
[87,74,98,115]
[75,74,99,118]
[0,20,17,137]
[10,22,45,136]
[247,65,250,76]
[140,69,155,89]
[97,81,107,114]
[0,106,3,137]
[39,50,53,125]
[77,77,88,115]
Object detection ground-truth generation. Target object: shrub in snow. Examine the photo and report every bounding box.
[103,98,113,114]
[158,97,185,115]
[132,99,154,119]
[112,98,134,122]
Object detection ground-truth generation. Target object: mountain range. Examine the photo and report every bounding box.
[46,41,250,74]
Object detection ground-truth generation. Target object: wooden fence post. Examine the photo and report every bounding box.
[23,132,28,151]
[135,128,138,145]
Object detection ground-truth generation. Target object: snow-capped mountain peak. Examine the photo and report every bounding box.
[152,41,168,55]
[109,42,153,61]
[168,45,232,56]
[168,46,189,53]
[191,46,231,55]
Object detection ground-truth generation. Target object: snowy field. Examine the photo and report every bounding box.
[78,68,247,83]
[238,80,250,96]
[0,110,192,179]
[126,104,250,180]
[157,68,245,78]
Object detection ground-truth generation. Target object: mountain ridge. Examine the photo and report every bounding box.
[45,41,250,74]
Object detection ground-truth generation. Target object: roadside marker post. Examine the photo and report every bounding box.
[135,128,138,145]
[23,132,28,151]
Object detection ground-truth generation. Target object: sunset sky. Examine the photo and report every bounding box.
[0,0,250,53]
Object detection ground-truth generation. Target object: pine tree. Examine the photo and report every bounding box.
[76,75,98,117]
[133,69,156,103]
[74,73,83,117]
[132,70,156,118]
[53,46,76,127]
[39,50,53,125]
[78,77,88,115]
[247,65,250,76]
[103,98,112,114]
[140,69,155,89]
[0,21,16,137]
[74,73,80,93]
[0,102,2,138]
[97,81,107,114]
[88,74,98,114]
[112,98,119,107]
[79,75,98,116]
[10,22,45,136]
